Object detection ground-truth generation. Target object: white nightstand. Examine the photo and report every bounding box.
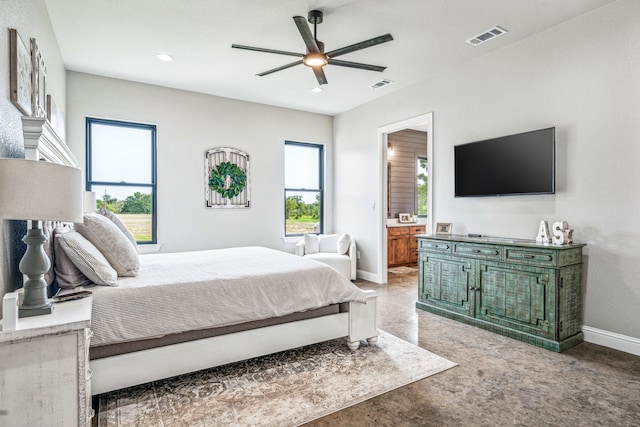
[0,295,93,427]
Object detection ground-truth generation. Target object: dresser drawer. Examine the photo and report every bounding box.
[453,243,502,259]
[419,239,452,253]
[505,248,556,266]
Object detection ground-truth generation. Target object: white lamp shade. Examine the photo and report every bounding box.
[84,191,97,213]
[0,158,83,222]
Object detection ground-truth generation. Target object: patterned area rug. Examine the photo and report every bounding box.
[97,330,456,427]
[388,266,418,274]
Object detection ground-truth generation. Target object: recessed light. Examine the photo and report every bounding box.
[311,87,323,93]
[155,53,174,62]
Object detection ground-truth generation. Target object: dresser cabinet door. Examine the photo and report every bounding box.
[476,262,556,339]
[419,254,475,317]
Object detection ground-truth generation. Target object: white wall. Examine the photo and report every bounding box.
[334,0,640,341]
[66,72,333,253]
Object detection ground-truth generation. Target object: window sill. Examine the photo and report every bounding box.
[137,243,162,254]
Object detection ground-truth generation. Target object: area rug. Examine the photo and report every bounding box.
[388,266,418,274]
[97,330,456,427]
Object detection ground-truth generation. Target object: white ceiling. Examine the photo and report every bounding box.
[44,0,614,116]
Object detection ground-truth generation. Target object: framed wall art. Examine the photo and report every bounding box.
[205,147,250,209]
[47,95,66,140]
[31,38,47,118]
[9,28,33,116]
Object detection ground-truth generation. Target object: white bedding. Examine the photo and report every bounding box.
[90,246,367,347]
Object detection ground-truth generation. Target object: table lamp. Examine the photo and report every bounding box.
[0,158,83,317]
[84,191,97,213]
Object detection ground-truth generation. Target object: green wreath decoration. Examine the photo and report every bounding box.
[209,161,247,199]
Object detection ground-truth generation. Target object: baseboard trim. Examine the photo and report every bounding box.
[356,269,382,284]
[582,326,640,356]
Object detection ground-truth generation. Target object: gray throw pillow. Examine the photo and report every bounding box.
[42,221,56,286]
[56,230,118,286]
[53,227,92,289]
[75,213,140,277]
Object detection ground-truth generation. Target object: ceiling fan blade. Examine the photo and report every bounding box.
[312,67,328,85]
[257,60,304,77]
[232,44,303,57]
[326,34,393,58]
[328,59,387,72]
[293,16,321,53]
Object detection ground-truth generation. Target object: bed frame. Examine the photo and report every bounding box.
[90,290,378,394]
[24,117,380,396]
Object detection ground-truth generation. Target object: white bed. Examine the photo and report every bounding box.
[24,122,378,396]
[87,246,378,395]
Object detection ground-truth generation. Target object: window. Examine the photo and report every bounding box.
[284,141,323,236]
[417,156,428,216]
[86,118,157,244]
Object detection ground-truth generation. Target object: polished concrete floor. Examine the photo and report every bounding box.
[307,269,640,427]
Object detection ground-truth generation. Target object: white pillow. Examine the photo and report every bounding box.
[304,234,320,254]
[75,213,140,277]
[319,234,340,253]
[97,206,137,250]
[337,233,352,255]
[56,230,118,286]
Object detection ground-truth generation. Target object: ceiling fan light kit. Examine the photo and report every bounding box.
[303,52,328,67]
[232,10,393,86]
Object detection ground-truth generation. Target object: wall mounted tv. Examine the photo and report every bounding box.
[454,127,555,197]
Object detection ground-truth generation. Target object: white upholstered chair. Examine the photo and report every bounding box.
[294,233,356,280]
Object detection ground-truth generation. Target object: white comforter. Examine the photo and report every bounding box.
[90,246,367,347]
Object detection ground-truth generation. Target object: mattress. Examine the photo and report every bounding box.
[90,246,366,347]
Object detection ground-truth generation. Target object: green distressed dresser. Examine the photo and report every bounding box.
[416,234,586,352]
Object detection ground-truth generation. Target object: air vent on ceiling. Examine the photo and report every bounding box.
[369,79,394,89]
[466,26,507,46]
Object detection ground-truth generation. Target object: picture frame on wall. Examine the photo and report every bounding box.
[31,38,47,118]
[435,222,452,235]
[47,95,66,140]
[9,28,33,116]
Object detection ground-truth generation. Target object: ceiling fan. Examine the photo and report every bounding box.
[231,10,393,86]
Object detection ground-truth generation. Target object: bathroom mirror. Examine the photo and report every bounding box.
[387,129,428,219]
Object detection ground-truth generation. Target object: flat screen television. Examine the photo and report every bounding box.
[454,127,555,197]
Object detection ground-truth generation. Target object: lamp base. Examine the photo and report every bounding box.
[18,224,54,318]
[19,302,53,318]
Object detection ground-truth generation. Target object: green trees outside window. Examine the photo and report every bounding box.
[417,156,428,216]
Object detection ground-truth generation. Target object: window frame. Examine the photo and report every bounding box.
[85,117,157,244]
[416,154,428,218]
[284,141,324,237]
